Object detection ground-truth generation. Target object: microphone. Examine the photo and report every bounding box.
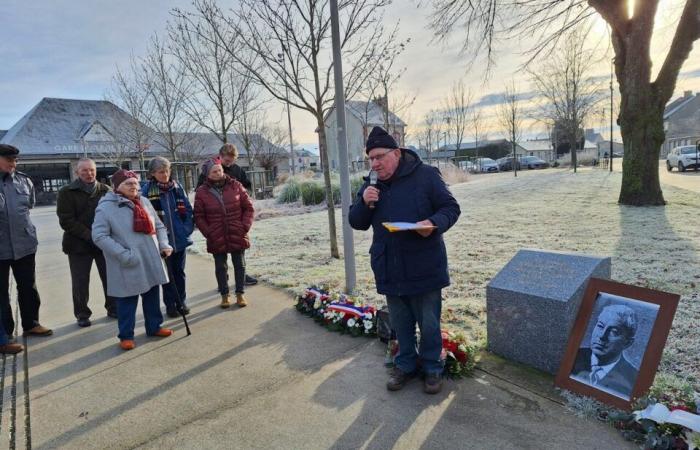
[368,170,378,209]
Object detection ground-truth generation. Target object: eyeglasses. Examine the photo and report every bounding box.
[367,149,395,163]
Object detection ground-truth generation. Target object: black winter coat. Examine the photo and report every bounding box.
[196,163,251,190]
[56,180,111,254]
[349,149,461,296]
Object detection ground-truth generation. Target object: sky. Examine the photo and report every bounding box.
[1,0,699,152]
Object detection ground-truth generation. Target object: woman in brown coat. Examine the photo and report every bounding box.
[194,158,254,308]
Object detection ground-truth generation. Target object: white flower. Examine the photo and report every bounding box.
[313,298,321,309]
[347,318,356,327]
[363,312,373,320]
[364,320,373,330]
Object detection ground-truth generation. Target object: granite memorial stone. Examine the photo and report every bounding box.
[486,249,611,374]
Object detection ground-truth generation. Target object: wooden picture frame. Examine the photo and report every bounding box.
[555,278,680,410]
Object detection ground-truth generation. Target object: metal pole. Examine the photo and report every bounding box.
[610,58,614,173]
[329,0,356,294]
[279,51,296,176]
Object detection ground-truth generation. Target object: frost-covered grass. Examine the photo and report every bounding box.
[192,168,700,386]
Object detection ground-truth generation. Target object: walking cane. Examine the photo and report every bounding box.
[162,254,192,336]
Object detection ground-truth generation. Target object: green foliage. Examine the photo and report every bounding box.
[300,181,325,205]
[277,179,301,203]
[276,174,366,205]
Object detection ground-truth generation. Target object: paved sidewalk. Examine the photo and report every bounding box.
[2,207,633,449]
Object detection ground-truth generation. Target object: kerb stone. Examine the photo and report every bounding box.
[486,249,611,374]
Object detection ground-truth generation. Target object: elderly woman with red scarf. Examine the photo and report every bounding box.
[92,169,174,350]
[194,158,254,308]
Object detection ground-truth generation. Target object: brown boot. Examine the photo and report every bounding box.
[386,367,415,391]
[220,293,232,309]
[23,325,53,337]
[0,343,24,354]
[236,293,248,307]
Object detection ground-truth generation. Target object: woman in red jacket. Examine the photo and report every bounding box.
[194,158,254,308]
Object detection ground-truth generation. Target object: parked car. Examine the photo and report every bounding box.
[667,145,700,172]
[497,156,518,171]
[518,156,549,169]
[474,157,499,173]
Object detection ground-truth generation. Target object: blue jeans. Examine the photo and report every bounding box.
[0,319,8,345]
[163,250,187,311]
[386,290,443,376]
[115,285,163,340]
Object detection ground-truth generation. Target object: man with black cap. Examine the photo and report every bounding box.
[0,144,52,338]
[349,126,460,394]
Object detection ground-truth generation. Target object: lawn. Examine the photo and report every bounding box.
[192,168,700,387]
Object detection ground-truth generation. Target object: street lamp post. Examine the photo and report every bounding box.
[610,58,614,173]
[278,50,296,176]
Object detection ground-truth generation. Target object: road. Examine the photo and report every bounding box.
[612,158,700,193]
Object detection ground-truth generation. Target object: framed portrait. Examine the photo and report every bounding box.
[555,278,680,410]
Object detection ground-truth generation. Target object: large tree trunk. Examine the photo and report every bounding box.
[317,119,340,259]
[618,91,666,205]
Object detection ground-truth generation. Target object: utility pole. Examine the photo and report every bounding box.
[610,58,614,173]
[329,0,356,294]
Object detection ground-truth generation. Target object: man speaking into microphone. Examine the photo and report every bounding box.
[349,126,460,395]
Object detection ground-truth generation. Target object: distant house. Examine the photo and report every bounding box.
[324,97,406,171]
[293,148,320,171]
[0,97,287,199]
[519,139,555,161]
[662,90,700,157]
[584,128,605,144]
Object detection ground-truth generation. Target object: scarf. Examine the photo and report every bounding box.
[131,197,155,235]
[209,178,226,191]
[78,179,97,194]
[147,181,187,221]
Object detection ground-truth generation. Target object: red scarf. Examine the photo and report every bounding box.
[131,197,155,235]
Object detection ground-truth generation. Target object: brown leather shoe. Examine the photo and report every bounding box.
[236,293,248,307]
[386,368,416,391]
[0,343,24,354]
[23,325,53,337]
[220,294,232,309]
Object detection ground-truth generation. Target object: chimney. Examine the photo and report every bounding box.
[373,96,388,115]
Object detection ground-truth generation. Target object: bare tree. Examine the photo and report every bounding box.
[169,0,260,145]
[470,105,486,171]
[228,0,393,258]
[252,124,288,172]
[498,81,524,177]
[106,59,154,170]
[416,109,444,161]
[443,80,471,157]
[429,0,700,205]
[529,29,603,173]
[141,36,198,162]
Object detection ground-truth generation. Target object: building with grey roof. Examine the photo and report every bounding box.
[662,90,700,157]
[324,97,406,171]
[0,97,288,202]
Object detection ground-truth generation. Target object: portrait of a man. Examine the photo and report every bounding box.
[570,303,641,399]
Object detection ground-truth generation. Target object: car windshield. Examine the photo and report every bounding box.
[478,158,495,163]
[681,147,699,154]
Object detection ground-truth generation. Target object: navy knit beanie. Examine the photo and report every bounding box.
[365,126,398,154]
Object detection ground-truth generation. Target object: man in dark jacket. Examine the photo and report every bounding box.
[349,127,461,394]
[0,144,52,337]
[56,158,115,327]
[197,143,257,286]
